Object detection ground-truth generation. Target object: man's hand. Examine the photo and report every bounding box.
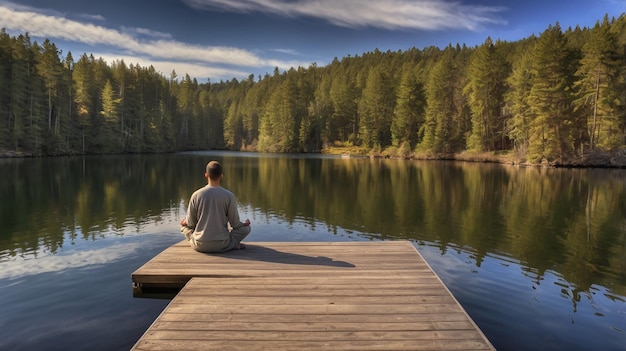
[180,217,187,226]
[243,219,251,226]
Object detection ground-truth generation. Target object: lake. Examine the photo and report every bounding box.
[0,151,624,351]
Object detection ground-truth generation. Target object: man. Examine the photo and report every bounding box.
[180,160,251,252]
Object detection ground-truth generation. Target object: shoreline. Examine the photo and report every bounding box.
[325,146,626,169]
[2,148,625,169]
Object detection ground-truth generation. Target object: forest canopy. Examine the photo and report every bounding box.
[1,14,626,166]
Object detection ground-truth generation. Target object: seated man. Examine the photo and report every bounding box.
[180,161,251,252]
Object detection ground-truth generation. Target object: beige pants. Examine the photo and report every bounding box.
[180,226,251,253]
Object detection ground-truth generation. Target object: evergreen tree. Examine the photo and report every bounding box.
[463,37,509,151]
[305,70,332,151]
[111,60,128,145]
[506,52,535,157]
[392,64,425,150]
[527,23,579,163]
[61,51,77,151]
[87,56,112,153]
[358,66,395,149]
[100,79,123,151]
[72,54,97,153]
[241,76,266,149]
[224,99,243,150]
[613,15,626,146]
[157,75,176,150]
[177,73,195,147]
[195,87,217,149]
[10,34,38,152]
[329,67,358,143]
[127,64,148,152]
[36,39,64,134]
[294,66,317,152]
[452,44,473,152]
[574,15,623,151]
[258,77,297,152]
[0,29,12,150]
[420,48,458,154]
[139,65,166,151]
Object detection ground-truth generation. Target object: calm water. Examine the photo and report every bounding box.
[0,152,625,351]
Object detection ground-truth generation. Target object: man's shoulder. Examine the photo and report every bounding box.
[216,186,235,197]
[193,184,209,193]
[191,185,211,197]
[196,185,234,196]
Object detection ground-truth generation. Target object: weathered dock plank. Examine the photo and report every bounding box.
[131,241,494,350]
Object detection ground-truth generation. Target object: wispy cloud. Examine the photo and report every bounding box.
[0,4,257,65]
[0,1,309,79]
[77,13,106,22]
[272,48,302,56]
[93,52,253,82]
[182,0,507,31]
[0,242,140,280]
[124,26,173,40]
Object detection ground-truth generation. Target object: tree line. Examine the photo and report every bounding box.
[1,14,626,165]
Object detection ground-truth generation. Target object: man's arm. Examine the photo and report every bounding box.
[181,194,198,229]
[227,195,250,229]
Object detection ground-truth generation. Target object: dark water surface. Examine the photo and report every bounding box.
[0,152,624,350]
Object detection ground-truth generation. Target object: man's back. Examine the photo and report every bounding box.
[180,160,251,253]
[187,185,238,241]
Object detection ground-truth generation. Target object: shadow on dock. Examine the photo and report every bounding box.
[212,244,356,268]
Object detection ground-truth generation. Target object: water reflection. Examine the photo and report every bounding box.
[2,154,625,295]
[222,155,626,295]
[0,241,141,280]
[0,155,188,262]
[1,153,625,350]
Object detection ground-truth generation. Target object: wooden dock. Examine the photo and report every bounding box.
[131,241,494,351]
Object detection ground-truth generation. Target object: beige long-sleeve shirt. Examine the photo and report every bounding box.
[184,185,245,242]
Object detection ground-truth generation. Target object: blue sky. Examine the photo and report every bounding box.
[1,0,624,82]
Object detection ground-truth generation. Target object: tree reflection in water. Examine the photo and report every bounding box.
[1,152,624,350]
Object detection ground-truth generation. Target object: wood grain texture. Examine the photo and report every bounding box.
[131,241,494,350]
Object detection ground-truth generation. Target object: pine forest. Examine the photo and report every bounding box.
[1,14,626,166]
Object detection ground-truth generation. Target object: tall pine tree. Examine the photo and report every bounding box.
[420,48,458,154]
[359,66,395,149]
[463,37,509,151]
[574,15,623,151]
[527,23,579,163]
[392,64,425,151]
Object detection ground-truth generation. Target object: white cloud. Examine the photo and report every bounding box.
[0,5,258,65]
[125,26,173,40]
[0,1,310,80]
[77,13,106,22]
[272,48,302,56]
[92,52,254,82]
[182,0,507,31]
